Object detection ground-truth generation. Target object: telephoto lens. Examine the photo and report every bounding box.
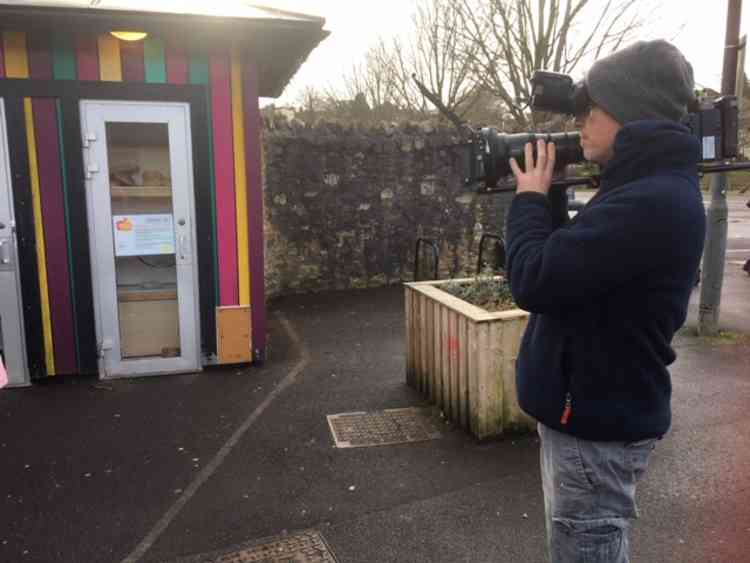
[466,129,584,190]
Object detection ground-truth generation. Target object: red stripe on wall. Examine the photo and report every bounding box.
[165,42,187,85]
[243,60,266,359]
[27,35,53,78]
[120,40,145,82]
[29,40,78,375]
[31,101,77,374]
[210,53,239,306]
[75,35,99,81]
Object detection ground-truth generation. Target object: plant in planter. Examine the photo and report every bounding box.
[441,270,516,313]
[404,270,536,440]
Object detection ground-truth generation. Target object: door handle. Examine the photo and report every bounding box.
[0,238,11,265]
[178,234,188,260]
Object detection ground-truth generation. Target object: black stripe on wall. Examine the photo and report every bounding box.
[59,98,98,373]
[189,92,216,357]
[4,96,46,379]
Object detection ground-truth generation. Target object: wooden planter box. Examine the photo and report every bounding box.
[405,278,536,440]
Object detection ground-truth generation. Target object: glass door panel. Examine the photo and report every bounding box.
[106,122,180,359]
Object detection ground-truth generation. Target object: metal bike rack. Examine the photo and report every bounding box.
[476,233,506,275]
[414,238,440,281]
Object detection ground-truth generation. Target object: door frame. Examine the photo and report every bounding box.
[81,100,201,377]
[0,98,31,387]
[0,79,216,378]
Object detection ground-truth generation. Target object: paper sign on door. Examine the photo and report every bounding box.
[113,214,175,256]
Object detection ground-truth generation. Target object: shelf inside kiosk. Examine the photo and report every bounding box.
[105,122,180,359]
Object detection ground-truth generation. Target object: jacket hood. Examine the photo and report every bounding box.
[600,120,700,190]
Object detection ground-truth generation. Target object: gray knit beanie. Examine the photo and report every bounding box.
[585,40,695,124]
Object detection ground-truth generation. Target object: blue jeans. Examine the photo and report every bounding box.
[538,423,658,563]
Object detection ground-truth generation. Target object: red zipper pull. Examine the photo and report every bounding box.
[560,393,572,425]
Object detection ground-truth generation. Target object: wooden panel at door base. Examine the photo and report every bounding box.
[118,290,180,358]
[216,305,252,364]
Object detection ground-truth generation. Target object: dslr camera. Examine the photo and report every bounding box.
[465,71,742,192]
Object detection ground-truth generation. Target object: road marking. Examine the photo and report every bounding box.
[120,313,309,563]
[726,249,750,253]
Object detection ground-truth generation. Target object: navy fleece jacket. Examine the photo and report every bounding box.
[506,121,706,442]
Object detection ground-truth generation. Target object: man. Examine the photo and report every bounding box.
[506,40,705,562]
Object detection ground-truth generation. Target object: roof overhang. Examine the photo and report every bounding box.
[0,2,329,98]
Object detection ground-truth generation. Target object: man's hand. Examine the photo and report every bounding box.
[509,139,556,196]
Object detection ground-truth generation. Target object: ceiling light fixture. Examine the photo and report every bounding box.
[110,31,148,42]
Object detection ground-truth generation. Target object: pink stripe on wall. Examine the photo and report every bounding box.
[165,43,187,85]
[75,35,99,81]
[243,60,266,359]
[210,53,239,306]
[29,39,78,375]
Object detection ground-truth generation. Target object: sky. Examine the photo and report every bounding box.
[256,0,750,109]
[60,0,750,107]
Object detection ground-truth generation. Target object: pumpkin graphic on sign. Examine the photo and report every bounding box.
[116,217,134,232]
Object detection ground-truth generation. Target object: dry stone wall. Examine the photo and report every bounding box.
[262,119,512,298]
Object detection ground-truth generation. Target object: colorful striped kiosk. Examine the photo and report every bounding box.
[0,1,328,385]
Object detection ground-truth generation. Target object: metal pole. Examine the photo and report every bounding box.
[721,1,744,96]
[734,35,747,109]
[698,0,743,336]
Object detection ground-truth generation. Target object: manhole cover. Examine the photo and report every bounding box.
[174,530,337,562]
[327,407,442,448]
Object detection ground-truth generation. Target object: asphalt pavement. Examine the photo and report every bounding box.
[1,198,749,563]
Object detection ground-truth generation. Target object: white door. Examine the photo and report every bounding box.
[0,99,30,387]
[80,101,201,378]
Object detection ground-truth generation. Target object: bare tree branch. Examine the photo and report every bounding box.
[452,0,645,128]
[326,0,645,129]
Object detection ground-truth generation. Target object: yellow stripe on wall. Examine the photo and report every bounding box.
[97,34,122,82]
[3,31,30,78]
[24,98,56,376]
[231,50,250,306]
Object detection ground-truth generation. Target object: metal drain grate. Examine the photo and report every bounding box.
[175,529,338,563]
[327,407,442,448]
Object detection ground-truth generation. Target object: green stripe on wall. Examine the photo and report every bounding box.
[189,54,220,308]
[56,99,80,369]
[52,34,76,80]
[189,55,209,85]
[144,37,166,83]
